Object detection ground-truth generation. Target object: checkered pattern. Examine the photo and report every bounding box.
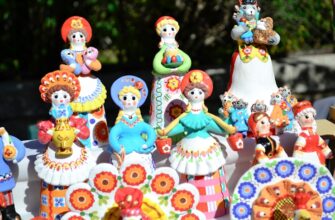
[39,181,69,219]
[273,197,295,220]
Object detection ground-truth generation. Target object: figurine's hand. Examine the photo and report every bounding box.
[156,129,166,137]
[47,129,54,135]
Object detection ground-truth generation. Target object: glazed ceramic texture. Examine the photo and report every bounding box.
[230,158,335,220]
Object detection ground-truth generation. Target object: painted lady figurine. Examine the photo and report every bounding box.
[109,75,156,170]
[60,16,108,148]
[248,112,287,164]
[157,70,237,218]
[292,101,332,165]
[35,70,95,219]
[150,16,192,130]
[0,128,25,220]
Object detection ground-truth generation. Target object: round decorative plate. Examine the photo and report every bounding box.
[230,158,335,220]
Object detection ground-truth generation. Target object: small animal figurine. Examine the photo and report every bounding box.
[231,98,249,136]
[270,92,289,130]
[60,49,82,75]
[155,16,184,68]
[81,46,101,75]
[219,91,235,124]
[157,70,237,218]
[109,75,156,170]
[232,0,260,44]
[0,128,25,220]
[248,112,287,164]
[278,86,296,131]
[292,101,332,165]
[253,17,281,45]
[251,99,268,113]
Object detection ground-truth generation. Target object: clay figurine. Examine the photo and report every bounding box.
[218,91,235,125]
[292,101,332,165]
[231,98,249,136]
[157,70,237,218]
[150,16,192,129]
[248,112,288,164]
[60,16,108,148]
[270,91,289,133]
[35,70,95,219]
[250,99,268,113]
[253,17,281,45]
[0,128,25,220]
[109,75,156,170]
[278,86,297,131]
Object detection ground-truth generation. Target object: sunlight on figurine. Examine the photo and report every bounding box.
[292,101,332,165]
[157,70,239,219]
[0,128,25,220]
[109,75,156,170]
[248,112,288,164]
[36,70,95,219]
[60,16,108,149]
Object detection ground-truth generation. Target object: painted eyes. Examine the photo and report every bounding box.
[54,95,58,99]
[163,27,175,32]
[122,96,136,101]
[163,28,167,32]
[305,115,309,119]
[71,34,84,39]
[190,90,202,96]
[63,95,67,99]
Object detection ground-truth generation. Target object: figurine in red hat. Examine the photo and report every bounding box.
[59,16,108,149]
[292,101,332,165]
[248,112,287,164]
[157,70,238,218]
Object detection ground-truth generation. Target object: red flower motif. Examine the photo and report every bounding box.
[258,48,267,56]
[93,171,117,193]
[151,173,175,194]
[166,77,180,91]
[171,190,195,212]
[69,189,95,211]
[242,46,252,56]
[122,164,147,186]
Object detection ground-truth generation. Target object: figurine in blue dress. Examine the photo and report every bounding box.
[0,127,25,220]
[157,70,237,219]
[109,75,156,169]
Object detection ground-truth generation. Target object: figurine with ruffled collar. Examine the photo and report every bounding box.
[248,112,287,165]
[35,70,95,219]
[292,101,332,165]
[109,75,156,170]
[0,128,25,220]
[59,16,108,149]
[157,70,237,218]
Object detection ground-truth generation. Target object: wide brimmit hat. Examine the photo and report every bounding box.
[39,70,80,103]
[180,70,213,98]
[61,16,92,43]
[111,75,148,109]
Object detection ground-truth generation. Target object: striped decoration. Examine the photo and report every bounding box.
[187,166,230,219]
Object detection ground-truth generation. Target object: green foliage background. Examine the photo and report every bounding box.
[0,0,333,81]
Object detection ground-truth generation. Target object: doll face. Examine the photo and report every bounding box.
[256,116,271,135]
[186,88,205,103]
[160,24,177,38]
[51,90,71,106]
[69,31,86,45]
[298,112,315,127]
[121,92,139,110]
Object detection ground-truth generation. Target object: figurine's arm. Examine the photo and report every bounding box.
[231,25,249,41]
[157,113,187,137]
[142,123,157,149]
[206,112,236,135]
[176,49,191,73]
[293,135,306,157]
[166,123,185,136]
[318,136,332,158]
[153,45,172,75]
[108,124,123,154]
[255,144,270,163]
[11,136,26,163]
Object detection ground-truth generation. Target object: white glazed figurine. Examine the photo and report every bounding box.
[35,70,95,219]
[158,70,237,219]
[150,16,192,129]
[292,101,332,165]
[60,16,108,148]
[109,75,156,171]
[228,0,281,113]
